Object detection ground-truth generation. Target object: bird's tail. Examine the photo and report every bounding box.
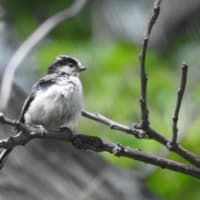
[0,148,13,170]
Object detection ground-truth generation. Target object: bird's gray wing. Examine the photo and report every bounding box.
[19,73,58,123]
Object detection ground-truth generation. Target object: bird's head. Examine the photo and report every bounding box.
[48,55,86,76]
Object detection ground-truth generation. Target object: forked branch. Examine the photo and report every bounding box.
[82,111,200,168]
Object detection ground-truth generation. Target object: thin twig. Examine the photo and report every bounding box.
[0,0,88,110]
[139,0,162,128]
[82,110,148,138]
[171,64,188,145]
[0,113,200,179]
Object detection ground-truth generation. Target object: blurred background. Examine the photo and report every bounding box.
[0,0,200,199]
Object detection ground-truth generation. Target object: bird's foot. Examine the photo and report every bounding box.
[58,126,72,132]
[30,124,46,136]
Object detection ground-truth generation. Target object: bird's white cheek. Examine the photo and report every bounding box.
[59,65,73,74]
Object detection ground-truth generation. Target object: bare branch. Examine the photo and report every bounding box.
[171,64,188,144]
[1,113,200,179]
[148,128,200,167]
[143,108,198,178]
[0,0,88,110]
[82,110,200,167]
[82,110,148,138]
[139,0,162,128]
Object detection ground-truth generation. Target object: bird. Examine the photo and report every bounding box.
[0,55,86,168]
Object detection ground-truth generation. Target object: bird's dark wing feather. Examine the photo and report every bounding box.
[34,73,57,90]
[19,93,35,123]
[19,73,58,123]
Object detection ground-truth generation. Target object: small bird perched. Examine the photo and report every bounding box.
[0,55,86,168]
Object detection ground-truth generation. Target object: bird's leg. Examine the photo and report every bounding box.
[28,124,46,136]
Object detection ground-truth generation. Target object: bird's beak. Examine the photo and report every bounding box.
[78,65,87,71]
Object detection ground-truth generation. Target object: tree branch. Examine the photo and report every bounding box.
[82,110,148,138]
[82,110,200,168]
[148,128,200,168]
[0,0,88,110]
[139,0,162,129]
[171,64,188,145]
[0,113,200,179]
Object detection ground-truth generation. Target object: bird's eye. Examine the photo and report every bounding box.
[68,62,74,67]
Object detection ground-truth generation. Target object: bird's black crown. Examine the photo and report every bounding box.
[56,56,78,66]
[48,55,79,74]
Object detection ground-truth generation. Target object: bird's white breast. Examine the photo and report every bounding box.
[24,75,83,129]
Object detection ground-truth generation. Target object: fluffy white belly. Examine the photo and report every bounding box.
[24,78,83,129]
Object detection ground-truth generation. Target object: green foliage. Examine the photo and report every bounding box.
[147,169,200,200]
